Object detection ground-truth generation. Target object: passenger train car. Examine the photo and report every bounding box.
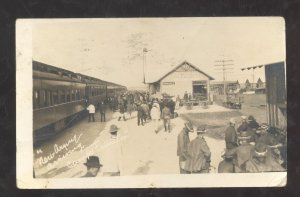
[33,60,126,144]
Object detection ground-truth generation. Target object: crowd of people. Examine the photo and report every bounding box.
[82,92,286,177]
[220,115,286,173]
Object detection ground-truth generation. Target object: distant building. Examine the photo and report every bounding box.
[147,60,214,101]
[210,80,240,95]
[255,77,266,94]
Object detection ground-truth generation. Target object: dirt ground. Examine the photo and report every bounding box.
[181,93,267,140]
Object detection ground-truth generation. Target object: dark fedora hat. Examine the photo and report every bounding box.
[84,156,102,168]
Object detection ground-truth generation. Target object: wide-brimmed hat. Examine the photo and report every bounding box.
[222,150,234,159]
[184,121,194,131]
[247,115,255,122]
[84,156,102,168]
[196,125,207,133]
[238,131,251,140]
[229,118,236,124]
[258,123,269,131]
[109,124,120,133]
[241,115,247,120]
[253,143,268,157]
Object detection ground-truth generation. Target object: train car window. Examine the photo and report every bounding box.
[66,90,70,102]
[71,90,74,101]
[33,90,39,109]
[60,90,65,103]
[76,90,80,100]
[46,90,51,106]
[52,90,59,105]
[39,90,46,108]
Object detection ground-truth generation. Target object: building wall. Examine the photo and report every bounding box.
[159,70,210,99]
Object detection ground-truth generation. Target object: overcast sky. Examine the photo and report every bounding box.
[32,17,285,87]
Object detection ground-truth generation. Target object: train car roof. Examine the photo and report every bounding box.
[33,61,83,83]
[33,60,127,88]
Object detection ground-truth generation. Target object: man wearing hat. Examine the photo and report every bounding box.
[177,121,194,174]
[136,102,145,126]
[101,124,123,176]
[247,115,260,130]
[245,143,284,172]
[237,115,248,133]
[225,118,238,150]
[81,156,102,177]
[184,125,211,174]
[226,130,255,172]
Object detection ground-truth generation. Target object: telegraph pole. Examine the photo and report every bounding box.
[214,60,234,99]
[142,48,148,84]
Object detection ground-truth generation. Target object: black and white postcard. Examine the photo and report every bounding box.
[16,17,287,188]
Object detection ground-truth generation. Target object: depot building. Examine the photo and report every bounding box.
[147,60,214,101]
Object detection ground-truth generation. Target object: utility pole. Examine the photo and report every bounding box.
[142,48,148,84]
[214,60,234,100]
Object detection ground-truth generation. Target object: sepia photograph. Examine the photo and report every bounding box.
[16,17,287,188]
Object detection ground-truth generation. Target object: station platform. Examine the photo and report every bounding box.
[34,107,226,178]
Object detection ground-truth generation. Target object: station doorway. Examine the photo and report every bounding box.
[192,81,208,101]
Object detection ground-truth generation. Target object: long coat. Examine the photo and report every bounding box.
[225,126,238,150]
[184,136,211,172]
[177,128,190,161]
[226,143,254,170]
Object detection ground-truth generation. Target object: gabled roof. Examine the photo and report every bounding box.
[148,60,214,83]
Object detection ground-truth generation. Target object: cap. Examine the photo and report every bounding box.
[84,156,102,168]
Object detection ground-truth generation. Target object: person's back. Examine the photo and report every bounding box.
[184,136,211,173]
[218,159,234,173]
[88,104,95,113]
[150,105,160,120]
[137,105,144,117]
[225,125,237,150]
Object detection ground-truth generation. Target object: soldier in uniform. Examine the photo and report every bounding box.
[245,143,285,172]
[226,130,255,173]
[177,121,194,174]
[184,125,211,174]
[225,118,238,150]
[81,156,103,177]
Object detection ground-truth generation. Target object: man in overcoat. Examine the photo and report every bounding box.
[184,125,211,173]
[177,121,194,174]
